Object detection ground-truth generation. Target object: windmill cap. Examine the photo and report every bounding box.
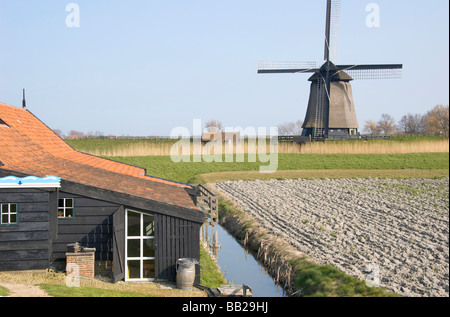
[308,61,354,82]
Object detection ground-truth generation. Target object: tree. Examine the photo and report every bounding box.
[424,105,449,137]
[377,113,397,135]
[69,130,85,138]
[87,130,105,138]
[278,120,303,135]
[204,119,223,132]
[363,120,380,135]
[398,113,426,135]
[52,129,64,138]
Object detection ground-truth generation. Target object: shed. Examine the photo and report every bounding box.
[201,132,241,144]
[0,102,206,283]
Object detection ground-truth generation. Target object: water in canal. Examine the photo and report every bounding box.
[202,224,287,297]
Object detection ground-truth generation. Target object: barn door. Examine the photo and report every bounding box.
[113,206,125,283]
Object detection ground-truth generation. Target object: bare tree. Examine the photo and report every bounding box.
[87,130,105,138]
[52,129,64,138]
[363,120,380,135]
[204,119,223,132]
[425,105,449,137]
[278,122,294,136]
[399,113,426,135]
[278,120,303,135]
[377,113,397,135]
[69,130,85,138]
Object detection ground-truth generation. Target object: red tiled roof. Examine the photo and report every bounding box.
[0,102,198,210]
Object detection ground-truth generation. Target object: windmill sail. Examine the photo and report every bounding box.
[324,0,341,62]
[258,61,317,74]
[336,64,403,79]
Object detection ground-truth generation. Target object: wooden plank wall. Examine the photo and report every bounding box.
[155,213,201,283]
[53,192,120,265]
[0,188,51,270]
[0,187,201,282]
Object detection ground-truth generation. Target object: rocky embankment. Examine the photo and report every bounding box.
[215,178,449,297]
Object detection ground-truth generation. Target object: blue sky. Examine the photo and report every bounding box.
[0,0,448,136]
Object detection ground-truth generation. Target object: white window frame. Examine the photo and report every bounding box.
[58,198,74,218]
[125,209,156,282]
[1,203,18,225]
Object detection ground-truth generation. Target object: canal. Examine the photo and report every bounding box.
[203,224,287,297]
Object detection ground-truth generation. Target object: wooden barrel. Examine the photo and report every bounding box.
[176,258,197,290]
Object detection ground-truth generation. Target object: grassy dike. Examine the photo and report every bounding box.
[109,153,449,184]
[213,186,397,297]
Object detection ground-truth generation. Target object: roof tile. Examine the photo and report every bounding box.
[0,102,198,210]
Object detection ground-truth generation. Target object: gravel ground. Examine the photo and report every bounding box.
[215,178,449,297]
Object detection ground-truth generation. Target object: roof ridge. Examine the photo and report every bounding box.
[0,102,26,111]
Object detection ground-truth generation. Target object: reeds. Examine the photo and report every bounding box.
[286,139,449,154]
[87,142,175,157]
[73,139,449,157]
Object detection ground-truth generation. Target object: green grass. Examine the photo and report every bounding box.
[291,258,396,297]
[109,153,449,184]
[0,285,9,296]
[38,284,147,297]
[200,246,227,288]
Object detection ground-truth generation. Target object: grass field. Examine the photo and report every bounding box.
[108,153,449,184]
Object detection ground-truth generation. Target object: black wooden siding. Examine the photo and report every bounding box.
[155,213,201,283]
[0,189,52,271]
[52,192,120,264]
[54,192,201,283]
[0,185,202,283]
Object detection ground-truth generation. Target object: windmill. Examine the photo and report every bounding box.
[258,0,403,139]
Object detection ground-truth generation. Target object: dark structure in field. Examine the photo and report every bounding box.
[258,0,402,139]
[0,102,204,283]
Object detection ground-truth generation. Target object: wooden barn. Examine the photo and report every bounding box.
[0,102,206,283]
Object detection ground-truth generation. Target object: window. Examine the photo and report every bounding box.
[58,198,74,218]
[1,203,18,225]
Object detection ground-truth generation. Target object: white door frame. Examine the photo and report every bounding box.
[124,209,156,282]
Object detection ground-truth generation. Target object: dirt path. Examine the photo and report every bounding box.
[0,283,51,297]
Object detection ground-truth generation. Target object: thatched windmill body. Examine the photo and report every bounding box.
[258,0,403,139]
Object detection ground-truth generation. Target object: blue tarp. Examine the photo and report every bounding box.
[0,175,61,188]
